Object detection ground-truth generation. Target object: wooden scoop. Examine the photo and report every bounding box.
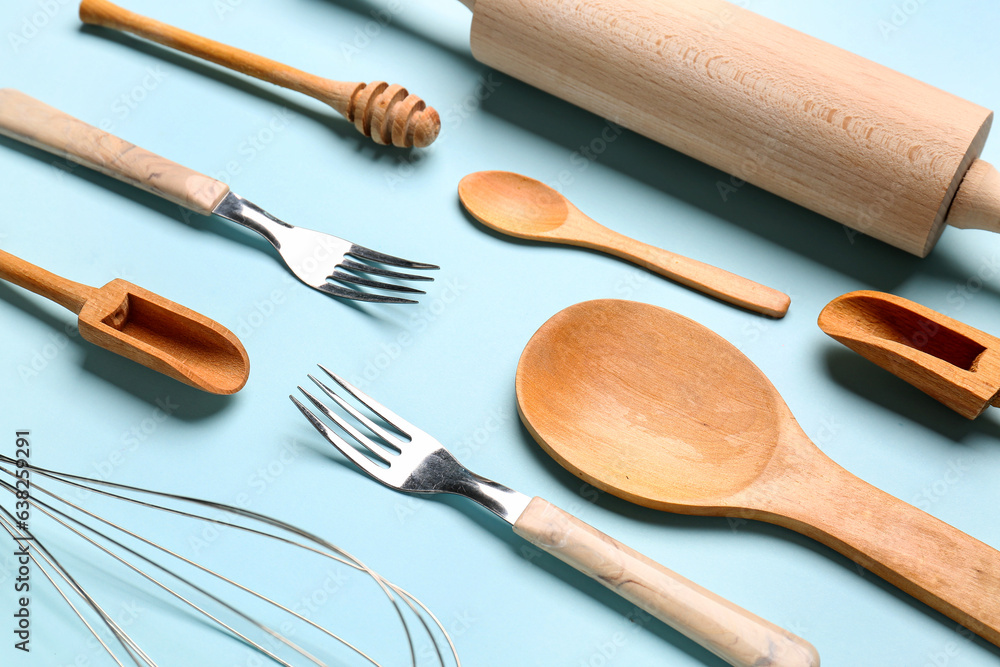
[819,291,1000,419]
[458,171,790,317]
[515,299,1000,645]
[0,249,249,394]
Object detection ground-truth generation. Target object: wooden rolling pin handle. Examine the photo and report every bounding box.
[946,160,1000,234]
[79,0,441,148]
[0,248,96,314]
[514,498,820,667]
[0,89,229,215]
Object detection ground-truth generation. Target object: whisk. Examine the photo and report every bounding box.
[0,454,459,666]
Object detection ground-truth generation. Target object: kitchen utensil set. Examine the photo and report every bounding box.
[457,0,1000,257]
[290,366,819,667]
[514,299,1000,646]
[459,170,790,317]
[4,0,999,664]
[0,89,438,306]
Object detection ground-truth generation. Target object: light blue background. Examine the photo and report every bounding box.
[2,0,1000,665]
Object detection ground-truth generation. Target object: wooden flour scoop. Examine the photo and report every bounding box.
[0,248,249,394]
[819,290,1000,419]
[515,299,1000,645]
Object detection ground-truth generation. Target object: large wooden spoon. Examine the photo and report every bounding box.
[0,249,248,394]
[458,171,790,317]
[515,299,1000,645]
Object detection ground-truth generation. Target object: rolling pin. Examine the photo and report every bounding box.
[456,0,999,257]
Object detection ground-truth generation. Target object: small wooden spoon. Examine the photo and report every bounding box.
[0,249,249,394]
[819,290,1000,419]
[515,299,1000,646]
[458,171,790,317]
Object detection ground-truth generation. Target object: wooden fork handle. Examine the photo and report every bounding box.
[0,89,228,215]
[513,498,820,667]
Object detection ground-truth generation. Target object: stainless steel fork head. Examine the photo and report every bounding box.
[290,365,531,524]
[215,193,438,305]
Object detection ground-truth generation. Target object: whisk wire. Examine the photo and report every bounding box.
[0,455,460,667]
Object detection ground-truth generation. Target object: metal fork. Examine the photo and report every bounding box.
[0,89,436,304]
[291,366,820,667]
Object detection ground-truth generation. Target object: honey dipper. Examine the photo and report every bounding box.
[80,0,441,148]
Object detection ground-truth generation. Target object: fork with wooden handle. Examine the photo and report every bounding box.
[79,0,440,148]
[0,89,437,304]
[292,366,820,667]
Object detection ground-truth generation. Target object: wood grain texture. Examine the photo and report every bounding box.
[0,88,229,215]
[819,290,1000,418]
[515,299,1000,645]
[79,0,440,148]
[0,249,249,394]
[458,171,790,317]
[513,497,820,667]
[466,0,995,256]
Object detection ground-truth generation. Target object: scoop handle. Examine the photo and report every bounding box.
[765,450,1000,646]
[0,89,228,215]
[513,497,820,667]
[0,248,96,314]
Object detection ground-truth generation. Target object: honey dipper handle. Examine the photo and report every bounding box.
[80,0,349,110]
[514,498,820,667]
[0,89,229,215]
[79,0,441,148]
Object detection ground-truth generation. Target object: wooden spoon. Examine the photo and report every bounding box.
[458,171,790,317]
[0,249,249,394]
[819,290,1000,419]
[515,299,1000,646]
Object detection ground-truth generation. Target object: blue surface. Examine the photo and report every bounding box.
[2,0,1000,665]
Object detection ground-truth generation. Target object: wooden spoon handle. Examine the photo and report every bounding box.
[773,458,1000,645]
[514,498,819,667]
[0,89,229,215]
[0,248,96,314]
[594,229,790,318]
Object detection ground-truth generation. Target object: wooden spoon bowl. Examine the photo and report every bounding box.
[516,299,1000,645]
[459,171,790,317]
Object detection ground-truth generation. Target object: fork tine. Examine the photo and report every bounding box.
[307,374,406,448]
[317,365,420,437]
[290,394,390,469]
[347,244,440,271]
[331,272,426,295]
[317,282,418,305]
[339,260,434,282]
